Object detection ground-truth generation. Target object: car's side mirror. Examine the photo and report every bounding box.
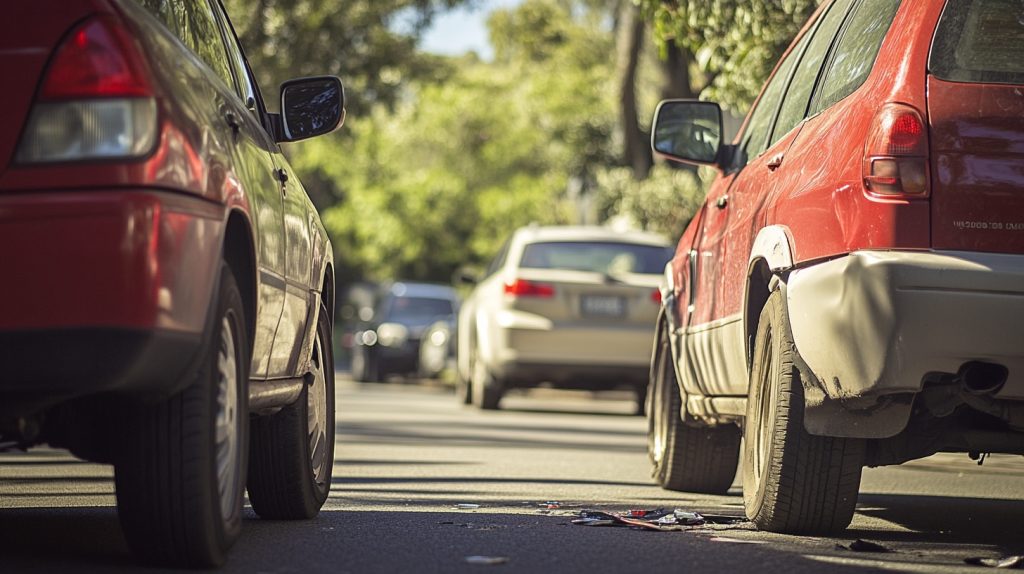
[276,76,345,143]
[651,100,724,167]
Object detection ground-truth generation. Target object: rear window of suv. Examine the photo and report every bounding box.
[930,0,1024,85]
[519,242,672,275]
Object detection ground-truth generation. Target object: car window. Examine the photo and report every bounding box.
[770,0,854,146]
[812,0,902,114]
[212,0,264,115]
[383,297,454,321]
[930,0,1024,85]
[135,0,238,91]
[738,26,809,163]
[518,242,672,275]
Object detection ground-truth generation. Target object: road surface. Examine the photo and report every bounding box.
[1,375,1022,572]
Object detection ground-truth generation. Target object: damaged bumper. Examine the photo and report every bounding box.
[786,250,1024,438]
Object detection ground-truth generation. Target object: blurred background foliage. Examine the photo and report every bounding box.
[224,0,817,286]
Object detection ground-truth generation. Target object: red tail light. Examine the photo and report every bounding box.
[41,16,152,99]
[651,289,662,304]
[863,103,928,196]
[504,279,555,298]
[16,15,157,164]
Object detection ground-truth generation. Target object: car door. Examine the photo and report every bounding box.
[209,0,288,379]
[685,16,812,397]
[265,159,316,377]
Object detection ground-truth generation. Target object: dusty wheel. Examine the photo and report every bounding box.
[115,263,249,568]
[248,304,336,519]
[470,344,502,410]
[648,321,739,493]
[743,289,864,534]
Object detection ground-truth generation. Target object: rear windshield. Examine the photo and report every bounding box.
[518,242,672,275]
[382,297,453,321]
[930,0,1024,85]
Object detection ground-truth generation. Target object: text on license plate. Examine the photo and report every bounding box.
[581,295,626,317]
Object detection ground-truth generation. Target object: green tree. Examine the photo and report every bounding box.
[638,0,820,112]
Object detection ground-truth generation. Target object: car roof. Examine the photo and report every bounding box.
[513,225,670,247]
[385,282,459,301]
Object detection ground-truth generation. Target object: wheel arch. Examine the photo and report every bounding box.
[222,210,257,347]
[743,226,795,374]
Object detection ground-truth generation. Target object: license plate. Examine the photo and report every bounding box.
[581,295,626,317]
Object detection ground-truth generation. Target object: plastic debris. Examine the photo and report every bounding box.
[464,556,509,566]
[965,555,1024,569]
[837,539,891,553]
[455,503,481,510]
[571,508,727,531]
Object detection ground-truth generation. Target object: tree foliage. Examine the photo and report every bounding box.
[223,0,474,114]
[295,0,620,284]
[638,0,820,112]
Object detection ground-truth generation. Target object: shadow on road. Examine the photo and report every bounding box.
[852,493,1024,552]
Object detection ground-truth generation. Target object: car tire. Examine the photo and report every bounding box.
[248,304,335,519]
[743,289,864,534]
[351,344,380,383]
[648,320,739,493]
[456,369,473,405]
[470,345,503,410]
[114,262,249,568]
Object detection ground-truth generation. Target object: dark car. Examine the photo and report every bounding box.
[351,282,460,382]
[647,0,1024,535]
[1,0,343,567]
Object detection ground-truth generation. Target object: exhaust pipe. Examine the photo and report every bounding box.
[958,361,1009,395]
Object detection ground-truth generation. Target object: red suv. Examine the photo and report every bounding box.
[647,0,1024,534]
[2,0,342,566]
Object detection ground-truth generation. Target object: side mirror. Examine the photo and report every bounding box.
[277,76,346,143]
[651,100,723,166]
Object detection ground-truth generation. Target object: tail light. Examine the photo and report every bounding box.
[863,103,928,196]
[504,279,555,298]
[16,15,157,164]
[651,289,662,304]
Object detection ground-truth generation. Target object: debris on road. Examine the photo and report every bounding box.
[464,556,509,566]
[570,508,742,532]
[837,539,892,553]
[964,555,1024,569]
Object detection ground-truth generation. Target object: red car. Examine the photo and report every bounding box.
[648,0,1024,534]
[1,0,342,567]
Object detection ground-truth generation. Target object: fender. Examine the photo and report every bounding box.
[743,225,795,371]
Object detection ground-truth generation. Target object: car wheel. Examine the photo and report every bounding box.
[248,304,336,519]
[351,344,380,383]
[743,289,864,534]
[470,345,503,410]
[115,262,249,568]
[456,368,473,405]
[648,320,739,493]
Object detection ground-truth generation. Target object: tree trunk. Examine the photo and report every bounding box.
[661,44,696,100]
[617,2,652,180]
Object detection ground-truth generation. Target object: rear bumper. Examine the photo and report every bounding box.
[0,190,225,410]
[787,250,1024,436]
[487,311,654,388]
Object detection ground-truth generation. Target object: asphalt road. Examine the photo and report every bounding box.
[1,375,1023,573]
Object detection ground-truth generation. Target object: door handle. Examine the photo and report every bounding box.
[715,195,729,209]
[224,111,241,135]
[767,153,785,171]
[274,168,289,196]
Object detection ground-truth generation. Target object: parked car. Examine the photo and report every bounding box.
[647,0,1024,535]
[457,226,672,412]
[0,0,343,567]
[351,282,460,382]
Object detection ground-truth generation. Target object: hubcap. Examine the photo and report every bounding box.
[307,328,329,486]
[215,315,240,520]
